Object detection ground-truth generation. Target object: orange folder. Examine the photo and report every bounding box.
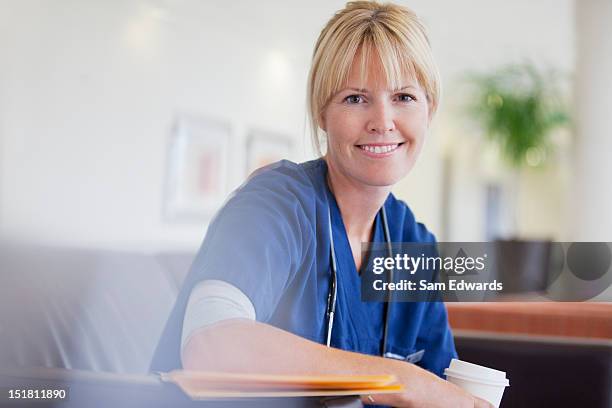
[160,371,404,399]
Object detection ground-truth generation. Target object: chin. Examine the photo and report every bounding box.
[357,168,407,187]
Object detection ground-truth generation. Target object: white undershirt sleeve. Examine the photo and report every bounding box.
[181,279,256,356]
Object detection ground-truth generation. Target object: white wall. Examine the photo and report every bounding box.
[571,0,612,241]
[0,0,575,250]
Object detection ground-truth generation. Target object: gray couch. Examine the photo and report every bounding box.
[0,242,193,374]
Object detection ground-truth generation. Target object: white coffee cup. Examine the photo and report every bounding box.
[444,359,509,407]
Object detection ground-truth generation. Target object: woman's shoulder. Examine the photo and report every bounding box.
[216,158,326,227]
[245,158,323,194]
[385,193,436,243]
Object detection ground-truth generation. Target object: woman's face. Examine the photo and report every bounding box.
[321,53,430,189]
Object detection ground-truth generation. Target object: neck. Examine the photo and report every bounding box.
[324,157,391,242]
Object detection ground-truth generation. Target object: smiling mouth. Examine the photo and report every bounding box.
[357,143,405,154]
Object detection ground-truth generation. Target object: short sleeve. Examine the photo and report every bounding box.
[149,161,318,373]
[186,169,314,323]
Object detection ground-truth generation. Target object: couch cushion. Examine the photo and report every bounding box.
[0,242,193,374]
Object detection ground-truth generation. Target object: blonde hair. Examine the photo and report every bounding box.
[307,1,441,155]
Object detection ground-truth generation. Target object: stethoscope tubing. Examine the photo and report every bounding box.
[326,206,338,347]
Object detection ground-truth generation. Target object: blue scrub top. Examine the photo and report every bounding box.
[151,158,457,380]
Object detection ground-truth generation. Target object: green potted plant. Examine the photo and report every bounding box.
[466,63,569,168]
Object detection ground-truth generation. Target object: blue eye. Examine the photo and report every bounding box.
[344,95,364,104]
[397,94,416,103]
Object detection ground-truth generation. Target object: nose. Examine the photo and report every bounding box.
[366,101,396,135]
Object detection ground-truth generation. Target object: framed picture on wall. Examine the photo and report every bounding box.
[246,129,294,176]
[163,115,231,222]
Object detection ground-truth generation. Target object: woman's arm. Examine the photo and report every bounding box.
[182,319,492,407]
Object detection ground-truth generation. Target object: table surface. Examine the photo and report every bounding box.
[446,301,612,339]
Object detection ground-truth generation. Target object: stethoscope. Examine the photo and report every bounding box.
[325,204,394,357]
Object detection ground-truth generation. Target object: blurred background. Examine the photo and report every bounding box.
[3,0,610,251]
[1,1,611,407]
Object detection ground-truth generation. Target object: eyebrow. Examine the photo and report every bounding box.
[341,85,417,93]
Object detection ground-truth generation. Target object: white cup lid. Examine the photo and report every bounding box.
[444,359,509,386]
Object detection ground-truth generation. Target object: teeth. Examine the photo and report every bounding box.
[359,144,399,154]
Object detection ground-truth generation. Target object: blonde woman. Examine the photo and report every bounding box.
[152,2,492,407]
